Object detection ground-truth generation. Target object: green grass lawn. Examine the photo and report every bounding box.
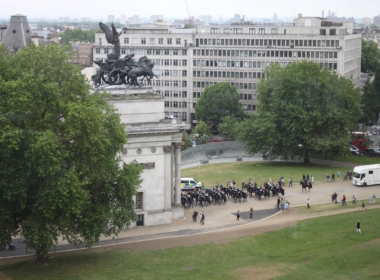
[1,209,380,279]
[182,162,347,187]
[297,198,376,215]
[328,155,380,165]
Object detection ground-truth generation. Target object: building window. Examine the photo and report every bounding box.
[136,192,143,209]
[211,28,220,34]
[150,38,155,45]
[234,28,243,34]
[104,48,109,54]
[159,38,163,45]
[176,38,181,45]
[320,29,326,35]
[167,38,172,45]
[259,28,265,35]
[132,37,138,44]
[271,28,278,34]
[96,48,100,54]
[182,60,187,66]
[141,38,146,44]
[124,38,129,44]
[330,29,336,35]
[136,214,144,226]
[173,102,178,108]
[223,28,230,34]
[249,28,255,34]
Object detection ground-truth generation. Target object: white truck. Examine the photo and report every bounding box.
[353,164,380,186]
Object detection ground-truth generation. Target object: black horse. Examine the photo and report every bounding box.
[300,180,312,192]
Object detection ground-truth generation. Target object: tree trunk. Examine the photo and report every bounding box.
[304,158,310,163]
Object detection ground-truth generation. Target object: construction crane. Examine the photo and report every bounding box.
[185,0,194,25]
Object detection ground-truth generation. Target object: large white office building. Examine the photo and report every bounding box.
[93,15,362,124]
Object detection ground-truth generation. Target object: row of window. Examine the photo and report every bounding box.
[164,101,188,108]
[194,71,264,80]
[196,38,340,48]
[165,112,187,120]
[153,80,188,87]
[101,37,184,46]
[193,50,339,59]
[193,91,257,100]
[154,59,187,66]
[211,27,274,35]
[95,48,188,56]
[193,81,261,90]
[154,90,187,98]
[152,70,187,77]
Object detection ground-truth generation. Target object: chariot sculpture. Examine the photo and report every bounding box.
[92,22,158,87]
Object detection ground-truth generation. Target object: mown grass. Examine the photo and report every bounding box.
[327,155,380,165]
[1,209,380,279]
[297,198,377,215]
[182,162,347,187]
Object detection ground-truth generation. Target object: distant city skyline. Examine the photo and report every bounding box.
[1,0,379,20]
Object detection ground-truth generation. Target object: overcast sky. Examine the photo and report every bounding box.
[1,0,378,20]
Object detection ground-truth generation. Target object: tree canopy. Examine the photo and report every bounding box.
[361,39,380,74]
[192,121,212,144]
[237,61,362,162]
[60,29,100,45]
[195,82,246,131]
[0,44,143,260]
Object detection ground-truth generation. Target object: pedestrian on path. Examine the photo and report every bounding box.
[370,193,373,204]
[201,213,205,225]
[311,175,315,184]
[342,195,347,206]
[325,173,329,183]
[349,171,352,180]
[250,207,253,219]
[193,211,198,223]
[344,173,348,181]
[337,171,340,180]
[236,210,240,221]
[307,198,310,209]
[199,212,203,224]
[373,193,376,204]
[277,197,281,209]
[332,173,335,182]
[281,198,285,211]
[289,177,292,187]
[362,200,367,210]
[352,195,357,204]
[356,220,361,233]
[283,200,290,213]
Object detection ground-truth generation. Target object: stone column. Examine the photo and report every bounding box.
[174,142,182,206]
[163,145,173,210]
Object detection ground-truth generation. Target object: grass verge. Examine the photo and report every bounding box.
[1,209,380,279]
[325,155,380,165]
[182,162,347,187]
[296,198,377,215]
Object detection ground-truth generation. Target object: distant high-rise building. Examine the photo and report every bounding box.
[273,13,278,23]
[219,15,224,22]
[362,17,371,26]
[150,15,164,23]
[108,15,115,23]
[374,15,380,26]
[234,14,241,21]
[198,15,212,25]
[128,15,141,25]
[120,14,126,24]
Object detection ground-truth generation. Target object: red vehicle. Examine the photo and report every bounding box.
[351,132,369,151]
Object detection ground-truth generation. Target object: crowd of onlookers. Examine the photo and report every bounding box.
[325,170,353,182]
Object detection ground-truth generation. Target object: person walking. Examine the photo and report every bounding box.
[325,173,329,183]
[236,210,240,221]
[199,212,203,224]
[370,193,373,204]
[289,177,292,188]
[337,170,340,180]
[307,198,310,209]
[277,197,281,209]
[201,213,205,225]
[281,198,285,211]
[283,200,290,213]
[356,220,361,233]
[332,172,335,182]
[307,174,309,182]
[352,195,357,204]
[193,211,198,223]
[373,193,376,204]
[362,200,367,210]
[250,207,253,219]
[344,173,348,181]
[311,175,315,185]
[342,195,347,206]
[349,171,352,180]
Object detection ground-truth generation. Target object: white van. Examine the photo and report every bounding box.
[353,164,380,186]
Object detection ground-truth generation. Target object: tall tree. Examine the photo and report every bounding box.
[195,82,246,131]
[237,61,362,163]
[192,121,212,144]
[360,78,379,125]
[361,39,380,74]
[0,44,143,260]
[218,116,238,140]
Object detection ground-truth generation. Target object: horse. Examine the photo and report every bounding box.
[300,180,312,192]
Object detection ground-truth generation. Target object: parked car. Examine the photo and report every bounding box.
[350,145,360,155]
[363,148,380,157]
